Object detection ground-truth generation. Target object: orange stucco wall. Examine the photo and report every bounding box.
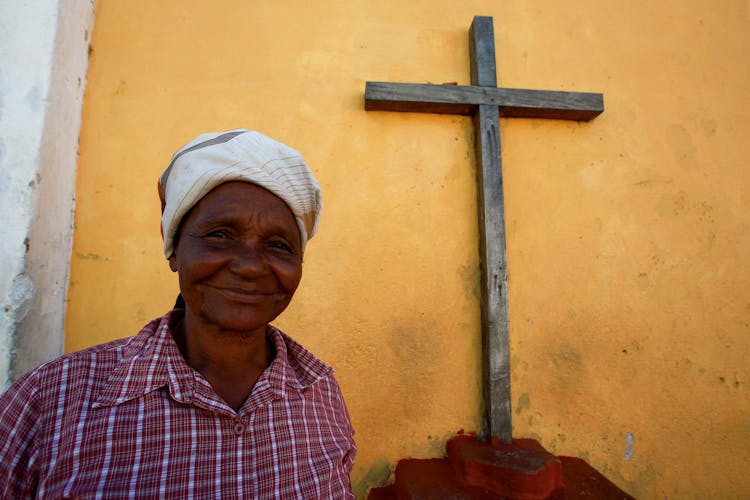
[67,1,750,497]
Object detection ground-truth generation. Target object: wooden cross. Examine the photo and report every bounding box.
[364,16,604,444]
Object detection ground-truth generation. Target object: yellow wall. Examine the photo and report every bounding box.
[68,1,750,497]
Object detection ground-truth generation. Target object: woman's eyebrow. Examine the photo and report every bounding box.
[189,214,238,228]
[193,213,299,238]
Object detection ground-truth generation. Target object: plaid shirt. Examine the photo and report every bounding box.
[0,311,355,499]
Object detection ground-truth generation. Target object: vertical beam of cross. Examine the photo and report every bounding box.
[469,17,512,444]
[364,16,603,444]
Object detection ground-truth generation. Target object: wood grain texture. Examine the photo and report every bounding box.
[472,103,512,444]
[469,16,497,87]
[469,15,512,445]
[364,82,604,121]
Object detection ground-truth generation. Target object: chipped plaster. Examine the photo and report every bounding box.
[0,0,95,388]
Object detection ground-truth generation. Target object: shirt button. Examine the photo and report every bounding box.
[233,422,246,435]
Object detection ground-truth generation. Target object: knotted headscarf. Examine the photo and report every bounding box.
[158,129,322,258]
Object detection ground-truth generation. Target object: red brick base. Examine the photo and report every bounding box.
[368,434,634,499]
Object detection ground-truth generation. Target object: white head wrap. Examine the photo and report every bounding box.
[158,129,322,258]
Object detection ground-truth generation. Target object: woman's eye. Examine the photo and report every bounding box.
[270,241,293,252]
[206,230,229,239]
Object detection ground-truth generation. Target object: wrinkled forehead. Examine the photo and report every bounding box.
[182,181,299,231]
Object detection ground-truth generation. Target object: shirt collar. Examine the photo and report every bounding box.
[263,325,332,394]
[93,310,195,408]
[92,311,333,410]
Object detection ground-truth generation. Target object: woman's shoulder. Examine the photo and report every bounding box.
[2,313,169,405]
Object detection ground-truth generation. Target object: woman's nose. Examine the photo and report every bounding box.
[228,243,267,276]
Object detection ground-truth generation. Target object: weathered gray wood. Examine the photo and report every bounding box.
[363,15,604,445]
[473,103,512,444]
[469,16,513,445]
[469,16,497,87]
[365,82,603,121]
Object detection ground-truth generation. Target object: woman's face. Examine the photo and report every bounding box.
[169,181,303,333]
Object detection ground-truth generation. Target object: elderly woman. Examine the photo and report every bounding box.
[0,130,356,498]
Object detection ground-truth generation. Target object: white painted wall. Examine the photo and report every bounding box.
[0,0,95,389]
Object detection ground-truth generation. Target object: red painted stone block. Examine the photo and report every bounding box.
[446,435,565,499]
[391,458,500,499]
[366,433,635,499]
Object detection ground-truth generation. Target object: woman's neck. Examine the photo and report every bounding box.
[175,311,275,411]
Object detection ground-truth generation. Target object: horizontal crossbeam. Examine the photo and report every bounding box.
[365,81,604,121]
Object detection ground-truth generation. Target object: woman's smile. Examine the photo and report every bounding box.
[213,285,284,303]
[169,182,303,333]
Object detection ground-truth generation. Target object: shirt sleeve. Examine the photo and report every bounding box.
[330,375,357,498]
[339,393,356,477]
[0,371,41,498]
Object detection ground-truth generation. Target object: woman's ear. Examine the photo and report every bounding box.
[169,254,178,272]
